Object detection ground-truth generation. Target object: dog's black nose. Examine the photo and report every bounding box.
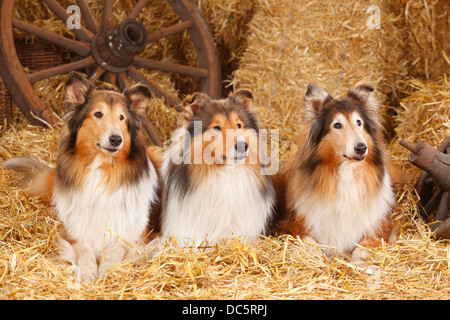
[235,140,248,153]
[109,135,123,147]
[354,143,367,155]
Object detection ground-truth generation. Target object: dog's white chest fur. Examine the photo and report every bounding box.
[296,163,394,254]
[53,157,157,256]
[161,165,274,245]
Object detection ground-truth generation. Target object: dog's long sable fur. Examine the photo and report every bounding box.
[3,72,160,282]
[159,90,278,246]
[283,81,400,261]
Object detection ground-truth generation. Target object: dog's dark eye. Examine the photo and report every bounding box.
[333,122,342,129]
[94,112,103,119]
[237,123,242,129]
[119,115,124,121]
[356,119,362,126]
[214,125,221,131]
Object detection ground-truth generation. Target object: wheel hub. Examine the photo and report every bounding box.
[91,19,148,73]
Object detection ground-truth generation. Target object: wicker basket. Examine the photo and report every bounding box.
[0,78,12,131]
[0,37,71,130]
[14,37,71,71]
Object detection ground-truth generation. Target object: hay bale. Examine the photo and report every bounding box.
[386,0,450,80]
[231,0,414,161]
[390,76,450,179]
[195,0,259,94]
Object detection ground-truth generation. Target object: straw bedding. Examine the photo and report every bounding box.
[1,0,449,299]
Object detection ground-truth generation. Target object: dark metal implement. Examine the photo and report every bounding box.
[399,137,450,239]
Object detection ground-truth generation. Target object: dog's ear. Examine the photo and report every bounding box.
[347,80,382,130]
[180,92,208,120]
[64,71,91,106]
[123,84,152,115]
[347,80,378,111]
[303,83,332,120]
[230,89,253,109]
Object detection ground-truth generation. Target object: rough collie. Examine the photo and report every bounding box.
[3,72,160,282]
[159,90,278,246]
[283,81,400,261]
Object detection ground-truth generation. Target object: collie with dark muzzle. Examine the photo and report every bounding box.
[282,81,401,261]
[159,90,279,246]
[3,72,160,282]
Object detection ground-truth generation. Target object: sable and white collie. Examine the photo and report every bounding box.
[3,72,160,282]
[283,81,400,261]
[159,90,278,246]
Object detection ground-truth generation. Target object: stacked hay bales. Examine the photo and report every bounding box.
[392,76,450,178]
[231,0,448,167]
[385,0,449,80]
[195,0,259,93]
[386,0,449,179]
[385,0,449,179]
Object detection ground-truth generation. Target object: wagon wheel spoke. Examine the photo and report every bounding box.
[128,0,152,19]
[102,0,114,30]
[89,66,105,83]
[128,0,194,45]
[140,116,164,148]
[127,66,181,107]
[145,20,193,44]
[28,56,96,83]
[103,72,117,86]
[116,72,130,91]
[42,0,93,42]
[12,19,90,57]
[133,56,208,78]
[76,0,99,34]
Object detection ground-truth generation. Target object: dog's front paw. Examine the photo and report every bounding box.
[352,246,370,263]
[302,236,324,257]
[98,261,114,279]
[75,265,98,283]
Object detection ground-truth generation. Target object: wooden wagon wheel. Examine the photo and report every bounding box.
[0,0,222,147]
